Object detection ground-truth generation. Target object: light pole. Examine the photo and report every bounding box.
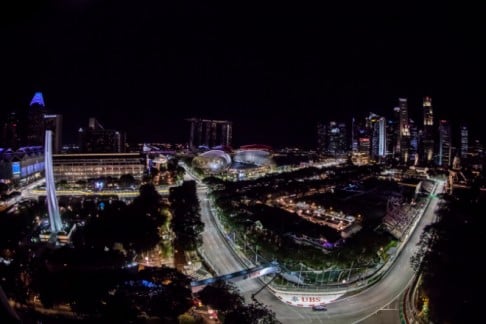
[255,245,259,264]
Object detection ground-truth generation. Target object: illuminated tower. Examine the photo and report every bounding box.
[422,96,434,163]
[378,117,387,158]
[409,119,418,164]
[329,122,347,155]
[26,92,47,146]
[460,124,468,158]
[45,130,62,235]
[438,120,452,167]
[398,98,410,161]
[391,107,401,156]
[369,113,386,160]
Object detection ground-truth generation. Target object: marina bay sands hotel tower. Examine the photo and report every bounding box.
[186,118,232,150]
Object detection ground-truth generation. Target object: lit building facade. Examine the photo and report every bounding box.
[369,113,387,160]
[460,124,468,158]
[409,119,419,164]
[388,108,400,157]
[398,98,410,161]
[437,120,452,167]
[317,121,347,156]
[26,92,47,147]
[422,96,434,163]
[0,146,44,186]
[52,153,144,182]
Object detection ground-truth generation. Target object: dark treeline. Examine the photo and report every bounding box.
[412,188,485,323]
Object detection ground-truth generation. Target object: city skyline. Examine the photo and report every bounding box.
[1,2,485,147]
[2,92,482,152]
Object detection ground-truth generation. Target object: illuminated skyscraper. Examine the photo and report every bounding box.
[390,107,400,156]
[317,121,347,155]
[422,96,434,163]
[351,117,357,152]
[438,120,452,167]
[460,124,468,158]
[369,113,386,160]
[26,92,47,146]
[423,96,433,126]
[398,98,410,161]
[329,122,347,155]
[409,119,418,164]
[377,117,387,158]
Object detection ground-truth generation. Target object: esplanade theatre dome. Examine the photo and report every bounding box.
[232,144,275,168]
[192,150,232,173]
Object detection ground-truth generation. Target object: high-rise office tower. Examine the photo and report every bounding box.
[78,118,125,153]
[423,96,433,126]
[378,117,387,158]
[438,120,452,167]
[398,98,410,161]
[351,117,357,152]
[369,113,386,160]
[352,116,366,153]
[409,119,419,164]
[328,121,347,155]
[26,92,47,146]
[351,116,369,155]
[460,124,468,158]
[186,118,232,150]
[422,96,434,163]
[317,121,347,155]
[389,107,401,157]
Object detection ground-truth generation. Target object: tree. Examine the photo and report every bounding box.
[102,290,139,323]
[197,280,243,312]
[224,301,280,324]
[170,181,204,251]
[413,193,485,323]
[136,267,193,320]
[114,183,165,253]
[30,246,126,314]
[119,174,137,188]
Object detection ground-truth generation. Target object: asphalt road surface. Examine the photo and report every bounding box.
[191,168,443,324]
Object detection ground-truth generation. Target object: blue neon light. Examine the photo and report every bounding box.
[30,92,45,107]
[12,162,21,175]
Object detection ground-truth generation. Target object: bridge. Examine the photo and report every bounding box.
[190,262,280,293]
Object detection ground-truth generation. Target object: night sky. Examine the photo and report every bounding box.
[1,1,485,147]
